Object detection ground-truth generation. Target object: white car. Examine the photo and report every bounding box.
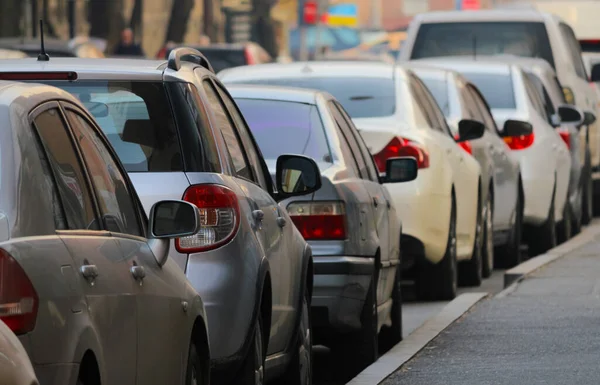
[399,9,600,225]
[219,61,485,300]
[415,57,572,256]
[0,320,39,385]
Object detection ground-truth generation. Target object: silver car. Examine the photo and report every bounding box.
[0,81,210,385]
[228,84,417,377]
[0,320,39,385]
[410,65,524,271]
[0,51,320,385]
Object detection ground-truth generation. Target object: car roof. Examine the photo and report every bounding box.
[412,56,515,75]
[0,80,84,110]
[227,84,321,104]
[413,9,559,24]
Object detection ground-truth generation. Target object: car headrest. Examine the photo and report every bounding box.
[122,119,155,147]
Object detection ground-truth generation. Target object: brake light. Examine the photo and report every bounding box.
[453,134,473,155]
[0,72,77,81]
[245,47,256,65]
[372,137,430,173]
[287,201,346,240]
[176,184,240,253]
[0,249,38,335]
[503,133,535,150]
[557,128,570,149]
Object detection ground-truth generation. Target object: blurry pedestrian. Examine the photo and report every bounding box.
[113,28,145,57]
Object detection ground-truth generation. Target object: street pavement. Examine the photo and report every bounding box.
[383,235,600,385]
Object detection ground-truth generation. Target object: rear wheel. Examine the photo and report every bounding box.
[582,162,594,224]
[185,343,208,385]
[280,288,312,385]
[378,266,402,353]
[459,192,483,287]
[481,195,494,278]
[495,185,523,269]
[557,199,572,244]
[528,190,557,256]
[236,313,265,385]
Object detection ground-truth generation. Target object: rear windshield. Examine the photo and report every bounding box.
[411,22,555,68]
[230,77,396,118]
[234,98,332,163]
[461,72,516,109]
[580,40,600,53]
[166,48,246,72]
[419,76,450,116]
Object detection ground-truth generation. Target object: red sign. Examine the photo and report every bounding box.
[462,0,480,10]
[303,0,318,25]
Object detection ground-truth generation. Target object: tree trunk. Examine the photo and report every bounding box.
[88,0,124,51]
[0,0,23,37]
[165,0,195,44]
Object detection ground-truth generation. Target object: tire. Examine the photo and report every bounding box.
[185,343,208,385]
[572,189,583,236]
[582,167,593,224]
[481,194,494,278]
[459,192,483,287]
[495,187,523,269]
[557,199,572,244]
[378,266,402,353]
[236,313,265,385]
[416,195,457,301]
[528,191,557,256]
[280,289,312,385]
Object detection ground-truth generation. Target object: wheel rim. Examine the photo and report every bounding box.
[298,300,312,384]
[254,328,264,385]
[485,199,494,270]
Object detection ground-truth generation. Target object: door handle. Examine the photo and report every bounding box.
[373,197,379,207]
[130,265,146,281]
[276,216,286,227]
[80,264,99,281]
[252,210,264,222]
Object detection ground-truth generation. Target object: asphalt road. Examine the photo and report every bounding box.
[382,237,600,385]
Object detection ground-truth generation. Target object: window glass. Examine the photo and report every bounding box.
[559,23,588,79]
[411,22,554,68]
[66,110,142,236]
[523,76,548,119]
[202,80,253,181]
[231,77,396,118]
[461,72,516,109]
[461,86,485,122]
[419,75,450,116]
[414,76,452,135]
[468,85,500,135]
[33,108,98,230]
[329,101,368,179]
[525,73,556,120]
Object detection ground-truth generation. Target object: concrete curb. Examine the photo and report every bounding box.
[346,292,488,385]
[502,219,600,290]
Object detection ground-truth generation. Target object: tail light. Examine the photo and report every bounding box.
[0,249,38,335]
[503,133,535,150]
[373,137,430,173]
[453,134,473,155]
[557,128,571,149]
[287,201,346,240]
[176,184,240,253]
[244,47,256,65]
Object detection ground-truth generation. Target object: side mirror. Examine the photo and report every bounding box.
[383,157,418,184]
[501,119,533,137]
[591,63,600,83]
[557,104,584,125]
[276,154,322,199]
[456,119,485,142]
[584,110,597,126]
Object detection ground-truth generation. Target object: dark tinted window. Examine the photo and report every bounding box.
[33,108,99,230]
[461,72,516,109]
[50,81,182,173]
[411,22,554,68]
[580,40,600,53]
[559,23,588,79]
[233,77,396,118]
[66,110,142,236]
[525,72,555,119]
[419,76,450,116]
[235,98,332,164]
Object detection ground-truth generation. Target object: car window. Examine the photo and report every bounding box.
[461,85,485,123]
[460,72,516,109]
[329,102,367,179]
[553,76,567,103]
[202,80,254,181]
[523,75,548,120]
[559,23,588,80]
[407,79,434,129]
[413,76,452,136]
[525,72,556,121]
[468,85,500,135]
[419,74,450,117]
[32,107,99,231]
[65,109,143,236]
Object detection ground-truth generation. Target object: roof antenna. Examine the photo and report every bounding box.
[37,19,50,62]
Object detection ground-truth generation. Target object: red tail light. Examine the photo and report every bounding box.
[503,133,535,150]
[557,128,571,149]
[0,249,38,335]
[373,137,430,173]
[0,72,77,81]
[245,47,256,65]
[453,134,473,155]
[176,184,240,253]
[287,201,346,240]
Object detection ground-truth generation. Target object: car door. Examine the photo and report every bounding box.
[31,104,137,385]
[62,105,190,385]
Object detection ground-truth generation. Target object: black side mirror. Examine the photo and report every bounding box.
[276,154,322,199]
[501,119,533,137]
[149,200,201,239]
[584,110,597,126]
[456,119,485,142]
[383,157,418,184]
[557,104,584,125]
[591,63,600,83]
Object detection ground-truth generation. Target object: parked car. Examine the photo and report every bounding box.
[415,57,575,256]
[228,84,417,375]
[0,50,319,385]
[399,9,599,224]
[0,37,105,58]
[409,64,524,270]
[157,42,273,73]
[219,61,485,300]
[0,80,210,385]
[0,320,39,385]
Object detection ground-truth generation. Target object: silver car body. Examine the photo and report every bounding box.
[227,85,401,336]
[409,64,521,245]
[0,320,38,385]
[0,81,209,385]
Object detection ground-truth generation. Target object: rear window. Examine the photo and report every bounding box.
[411,22,555,68]
[419,76,450,116]
[580,40,600,53]
[231,77,396,118]
[234,98,332,163]
[461,72,516,109]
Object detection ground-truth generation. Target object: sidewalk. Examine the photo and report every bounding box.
[382,234,600,385]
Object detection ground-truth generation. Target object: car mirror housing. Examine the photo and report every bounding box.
[501,119,533,137]
[383,157,418,184]
[275,154,322,199]
[457,119,485,142]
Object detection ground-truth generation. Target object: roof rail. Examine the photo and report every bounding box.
[167,47,215,73]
